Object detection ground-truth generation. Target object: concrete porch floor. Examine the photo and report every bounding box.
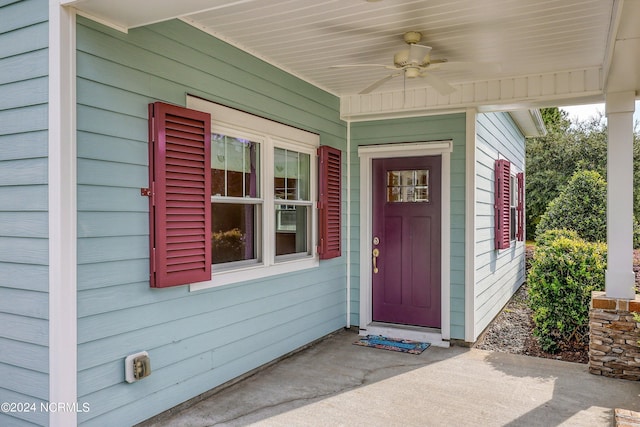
[139,329,640,427]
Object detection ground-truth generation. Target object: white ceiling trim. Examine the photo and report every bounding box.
[72,9,129,33]
[60,0,262,31]
[341,67,603,122]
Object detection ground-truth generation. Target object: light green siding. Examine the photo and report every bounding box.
[75,17,346,426]
[0,0,50,426]
[474,112,526,338]
[350,114,467,339]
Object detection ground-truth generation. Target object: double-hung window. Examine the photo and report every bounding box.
[273,147,312,258]
[510,174,518,242]
[148,98,340,289]
[210,133,262,266]
[188,96,319,289]
[494,159,525,250]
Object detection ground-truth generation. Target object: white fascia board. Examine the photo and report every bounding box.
[508,109,547,138]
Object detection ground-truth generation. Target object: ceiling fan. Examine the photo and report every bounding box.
[332,31,490,96]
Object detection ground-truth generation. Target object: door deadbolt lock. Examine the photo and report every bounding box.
[373,236,380,245]
[372,248,380,274]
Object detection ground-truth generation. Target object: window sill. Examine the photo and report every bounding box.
[189,256,319,291]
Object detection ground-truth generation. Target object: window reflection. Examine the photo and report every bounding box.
[211,135,260,198]
[274,206,309,256]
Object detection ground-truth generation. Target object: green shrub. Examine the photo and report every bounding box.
[535,170,607,243]
[534,228,580,247]
[527,235,606,352]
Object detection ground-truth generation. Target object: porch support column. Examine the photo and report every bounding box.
[605,91,636,299]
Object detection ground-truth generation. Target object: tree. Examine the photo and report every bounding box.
[535,170,607,242]
[525,107,640,239]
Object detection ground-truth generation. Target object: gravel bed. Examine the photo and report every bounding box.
[474,285,534,355]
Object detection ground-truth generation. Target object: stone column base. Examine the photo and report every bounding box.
[590,291,640,380]
[615,408,640,426]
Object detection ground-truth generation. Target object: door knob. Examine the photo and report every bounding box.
[372,248,380,274]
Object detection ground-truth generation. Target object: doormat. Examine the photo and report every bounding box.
[353,335,430,354]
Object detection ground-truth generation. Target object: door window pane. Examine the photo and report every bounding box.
[387,169,429,202]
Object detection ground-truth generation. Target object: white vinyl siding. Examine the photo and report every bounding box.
[473,112,526,341]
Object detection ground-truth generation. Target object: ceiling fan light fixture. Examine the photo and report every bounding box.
[405,67,421,78]
[394,50,410,67]
[407,44,432,65]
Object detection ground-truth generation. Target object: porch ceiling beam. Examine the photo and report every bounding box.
[340,67,604,122]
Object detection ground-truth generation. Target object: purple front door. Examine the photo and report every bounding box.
[372,155,441,328]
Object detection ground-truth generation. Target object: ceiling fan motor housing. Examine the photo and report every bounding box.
[403,31,422,44]
[394,49,430,69]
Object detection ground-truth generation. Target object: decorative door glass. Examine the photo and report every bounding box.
[386,169,429,203]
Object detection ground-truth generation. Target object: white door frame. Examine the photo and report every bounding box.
[358,141,452,347]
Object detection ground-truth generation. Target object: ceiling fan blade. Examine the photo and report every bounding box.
[330,64,388,69]
[419,71,457,96]
[408,44,432,64]
[359,73,401,94]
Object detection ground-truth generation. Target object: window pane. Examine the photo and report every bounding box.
[386,169,429,202]
[211,203,260,265]
[274,147,310,201]
[275,205,309,256]
[211,134,260,198]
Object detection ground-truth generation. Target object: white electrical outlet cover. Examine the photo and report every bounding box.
[125,351,149,383]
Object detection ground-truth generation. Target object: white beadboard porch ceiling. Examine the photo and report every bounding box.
[63,0,637,104]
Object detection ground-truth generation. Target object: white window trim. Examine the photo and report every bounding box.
[510,173,517,242]
[187,96,319,291]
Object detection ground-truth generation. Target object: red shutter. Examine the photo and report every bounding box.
[516,172,524,241]
[318,145,341,260]
[494,159,511,250]
[148,102,211,287]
